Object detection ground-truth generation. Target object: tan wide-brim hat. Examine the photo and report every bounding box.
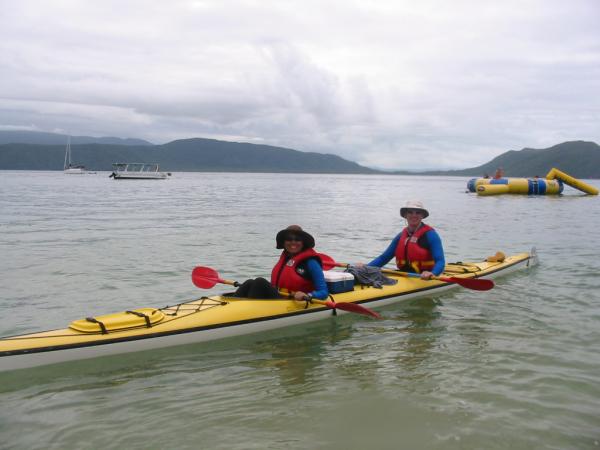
[400,200,429,218]
[275,225,316,249]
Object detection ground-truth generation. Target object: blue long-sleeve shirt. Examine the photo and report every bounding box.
[305,258,329,299]
[368,229,445,276]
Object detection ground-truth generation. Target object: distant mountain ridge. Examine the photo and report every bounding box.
[0,136,379,174]
[416,141,600,179]
[0,131,598,178]
[0,130,152,146]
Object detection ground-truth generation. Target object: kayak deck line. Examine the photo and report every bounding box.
[0,278,456,343]
[0,304,337,357]
[0,251,534,372]
[0,284,445,356]
[0,297,331,343]
[0,296,309,341]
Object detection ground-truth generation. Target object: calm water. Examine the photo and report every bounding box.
[0,171,599,449]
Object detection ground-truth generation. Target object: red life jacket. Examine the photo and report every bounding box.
[271,248,322,293]
[395,224,435,273]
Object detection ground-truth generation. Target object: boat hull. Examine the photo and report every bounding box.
[0,251,534,372]
[64,168,95,175]
[112,172,167,180]
[110,163,169,180]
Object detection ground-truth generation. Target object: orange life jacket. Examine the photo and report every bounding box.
[271,248,322,293]
[394,224,435,273]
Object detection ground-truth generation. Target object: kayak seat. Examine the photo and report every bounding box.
[69,308,165,334]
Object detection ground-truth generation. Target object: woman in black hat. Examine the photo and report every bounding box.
[271,225,328,301]
[232,225,328,300]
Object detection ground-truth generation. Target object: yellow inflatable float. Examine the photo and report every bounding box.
[545,168,599,195]
[467,168,598,196]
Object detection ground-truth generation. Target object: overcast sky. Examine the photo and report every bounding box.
[1,0,599,170]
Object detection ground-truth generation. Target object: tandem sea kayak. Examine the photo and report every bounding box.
[0,250,536,372]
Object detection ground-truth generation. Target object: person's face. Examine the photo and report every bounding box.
[284,234,304,255]
[405,209,424,228]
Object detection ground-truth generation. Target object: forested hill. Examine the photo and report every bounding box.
[2,132,599,178]
[0,130,152,146]
[0,137,379,174]
[417,141,600,179]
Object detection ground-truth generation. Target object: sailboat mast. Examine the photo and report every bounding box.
[63,136,71,169]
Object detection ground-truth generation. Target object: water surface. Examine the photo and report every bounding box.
[0,171,599,449]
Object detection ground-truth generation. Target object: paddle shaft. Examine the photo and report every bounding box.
[379,268,493,290]
[379,267,439,279]
[322,257,443,279]
[248,286,380,318]
[318,255,493,291]
[191,266,381,318]
[278,291,380,318]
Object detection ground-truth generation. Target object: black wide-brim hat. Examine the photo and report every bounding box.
[275,225,316,249]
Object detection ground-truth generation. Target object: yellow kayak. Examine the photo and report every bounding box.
[0,250,535,372]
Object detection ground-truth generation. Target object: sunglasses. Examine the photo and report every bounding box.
[285,236,302,242]
[405,209,423,215]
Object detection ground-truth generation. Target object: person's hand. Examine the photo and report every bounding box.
[354,262,365,268]
[294,291,308,301]
[420,271,434,280]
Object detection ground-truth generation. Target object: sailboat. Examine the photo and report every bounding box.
[63,136,94,174]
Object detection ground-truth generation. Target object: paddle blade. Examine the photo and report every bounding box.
[191,266,220,289]
[441,276,495,291]
[325,300,382,319]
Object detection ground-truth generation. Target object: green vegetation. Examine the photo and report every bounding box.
[0,130,152,146]
[0,131,598,178]
[418,141,600,179]
[0,137,378,174]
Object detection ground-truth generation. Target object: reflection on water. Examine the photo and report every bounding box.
[248,320,350,395]
[240,298,448,397]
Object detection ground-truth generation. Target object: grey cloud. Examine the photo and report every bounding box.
[1,0,599,169]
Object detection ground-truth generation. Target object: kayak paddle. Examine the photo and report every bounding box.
[308,298,381,319]
[385,270,494,291]
[192,266,240,288]
[318,254,494,291]
[191,266,381,319]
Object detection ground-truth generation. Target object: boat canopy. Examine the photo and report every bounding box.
[112,163,160,172]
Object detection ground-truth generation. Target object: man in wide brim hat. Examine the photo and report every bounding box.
[275,225,315,249]
[364,199,445,280]
[400,200,429,218]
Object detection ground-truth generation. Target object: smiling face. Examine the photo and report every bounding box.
[404,208,424,229]
[283,234,304,255]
